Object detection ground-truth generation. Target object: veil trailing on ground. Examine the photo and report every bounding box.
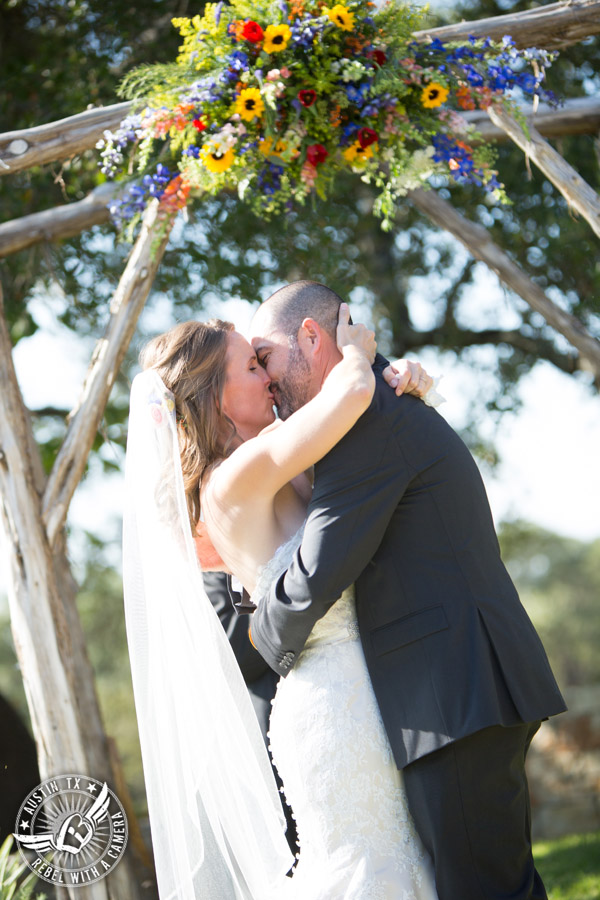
[122,369,293,900]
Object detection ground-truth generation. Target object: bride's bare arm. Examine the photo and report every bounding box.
[211,304,376,502]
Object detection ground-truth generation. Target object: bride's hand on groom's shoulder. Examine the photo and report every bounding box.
[383,360,434,398]
[336,303,377,365]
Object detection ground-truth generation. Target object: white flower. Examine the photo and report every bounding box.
[341,60,367,83]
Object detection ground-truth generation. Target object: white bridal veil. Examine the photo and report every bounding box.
[122,370,293,899]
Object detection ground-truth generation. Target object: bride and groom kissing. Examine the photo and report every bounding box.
[124,279,565,900]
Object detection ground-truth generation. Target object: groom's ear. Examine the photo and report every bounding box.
[298,317,323,352]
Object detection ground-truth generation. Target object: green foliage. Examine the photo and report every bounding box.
[535,831,600,900]
[0,836,46,900]
[498,521,600,686]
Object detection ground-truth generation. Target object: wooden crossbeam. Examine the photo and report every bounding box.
[0,102,131,177]
[413,0,600,50]
[0,183,114,256]
[463,95,600,142]
[1,95,598,259]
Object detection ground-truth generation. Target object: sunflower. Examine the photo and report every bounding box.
[421,82,449,108]
[235,87,265,121]
[201,146,235,173]
[325,4,355,31]
[263,23,292,53]
[259,137,288,156]
[343,140,376,164]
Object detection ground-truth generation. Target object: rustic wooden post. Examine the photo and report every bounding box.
[0,199,175,899]
[487,104,600,240]
[408,186,600,383]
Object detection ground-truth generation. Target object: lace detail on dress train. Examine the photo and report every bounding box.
[253,529,438,900]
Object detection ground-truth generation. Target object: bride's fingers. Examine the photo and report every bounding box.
[338,302,350,328]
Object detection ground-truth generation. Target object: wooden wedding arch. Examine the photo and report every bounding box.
[0,2,599,897]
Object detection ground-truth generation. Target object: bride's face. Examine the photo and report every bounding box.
[221,331,276,439]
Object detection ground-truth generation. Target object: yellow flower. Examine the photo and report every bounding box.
[259,137,288,156]
[235,87,265,121]
[421,82,449,109]
[263,24,292,53]
[325,5,355,31]
[343,140,376,165]
[201,146,235,173]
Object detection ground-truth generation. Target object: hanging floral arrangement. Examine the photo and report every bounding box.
[97,0,556,237]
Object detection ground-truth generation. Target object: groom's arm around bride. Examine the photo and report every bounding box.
[250,291,566,900]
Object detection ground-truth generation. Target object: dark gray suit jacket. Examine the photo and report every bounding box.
[250,355,566,768]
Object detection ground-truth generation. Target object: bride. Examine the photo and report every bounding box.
[123,305,440,899]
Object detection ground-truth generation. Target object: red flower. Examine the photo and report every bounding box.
[357,127,378,149]
[306,143,328,166]
[242,20,264,43]
[193,118,207,132]
[371,49,387,67]
[298,89,317,107]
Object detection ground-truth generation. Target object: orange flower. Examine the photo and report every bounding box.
[330,105,342,127]
[288,0,305,20]
[229,19,246,41]
[160,175,190,212]
[456,85,475,111]
[456,140,472,152]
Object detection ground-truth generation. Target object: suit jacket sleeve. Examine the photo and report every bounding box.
[250,366,415,676]
[202,571,272,683]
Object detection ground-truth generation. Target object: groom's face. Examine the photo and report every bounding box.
[250,320,313,420]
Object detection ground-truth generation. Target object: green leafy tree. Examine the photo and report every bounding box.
[499,520,600,686]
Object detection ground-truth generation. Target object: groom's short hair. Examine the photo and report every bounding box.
[261,280,345,342]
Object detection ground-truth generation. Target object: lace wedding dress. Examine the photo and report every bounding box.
[252,529,439,900]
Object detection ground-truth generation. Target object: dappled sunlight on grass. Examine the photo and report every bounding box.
[535,831,600,900]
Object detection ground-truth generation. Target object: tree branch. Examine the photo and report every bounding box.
[408,186,600,385]
[487,104,600,240]
[402,325,579,377]
[413,0,600,51]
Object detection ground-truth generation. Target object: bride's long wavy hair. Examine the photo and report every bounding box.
[140,319,238,529]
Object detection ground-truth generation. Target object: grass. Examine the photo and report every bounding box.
[535,831,600,900]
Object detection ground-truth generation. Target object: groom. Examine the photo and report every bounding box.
[248,280,566,900]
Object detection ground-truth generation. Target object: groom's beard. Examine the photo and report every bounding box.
[272,343,312,420]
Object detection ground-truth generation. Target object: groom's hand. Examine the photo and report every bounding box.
[383,359,433,397]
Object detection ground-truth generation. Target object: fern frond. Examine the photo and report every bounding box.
[118,63,189,101]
